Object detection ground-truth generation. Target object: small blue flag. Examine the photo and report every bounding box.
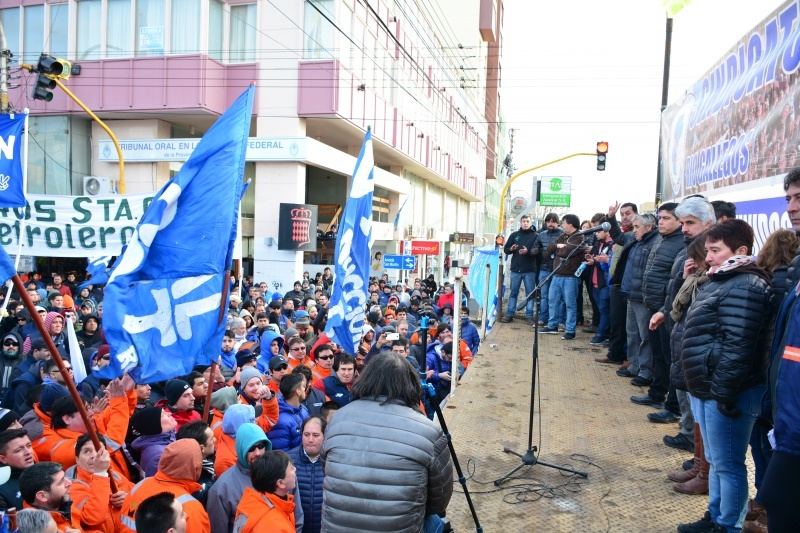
[0,245,16,286]
[101,85,254,383]
[80,255,113,290]
[0,114,26,208]
[325,129,374,355]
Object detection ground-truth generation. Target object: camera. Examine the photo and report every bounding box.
[386,333,400,341]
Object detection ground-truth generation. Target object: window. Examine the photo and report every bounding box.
[208,0,225,61]
[304,0,334,59]
[372,186,390,223]
[135,0,166,57]
[27,117,91,196]
[48,4,69,59]
[107,0,132,58]
[23,5,44,63]
[1,9,20,58]
[171,0,199,54]
[229,3,256,62]
[77,0,102,60]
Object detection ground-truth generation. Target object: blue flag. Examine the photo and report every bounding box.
[101,85,254,383]
[0,114,26,208]
[325,129,375,355]
[80,255,113,290]
[0,245,16,285]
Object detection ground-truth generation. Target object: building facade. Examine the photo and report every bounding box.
[3,0,505,289]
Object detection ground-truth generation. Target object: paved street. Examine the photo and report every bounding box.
[440,317,753,532]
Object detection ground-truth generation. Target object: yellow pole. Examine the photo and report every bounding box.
[21,63,126,193]
[53,79,126,193]
[497,152,595,234]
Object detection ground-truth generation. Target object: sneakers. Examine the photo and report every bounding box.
[588,336,608,346]
[677,512,724,533]
[630,394,665,409]
[540,327,559,334]
[647,409,681,424]
[525,318,535,326]
[630,376,653,387]
[582,326,598,333]
[664,433,695,453]
[558,325,566,332]
[500,316,513,323]
[562,332,576,340]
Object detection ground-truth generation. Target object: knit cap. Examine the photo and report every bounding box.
[239,367,262,389]
[165,379,191,406]
[131,406,165,436]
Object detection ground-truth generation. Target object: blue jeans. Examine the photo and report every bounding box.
[506,271,536,318]
[539,270,552,323]
[547,276,579,334]
[593,286,610,337]
[690,386,765,533]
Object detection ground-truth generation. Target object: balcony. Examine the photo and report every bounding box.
[16,55,258,118]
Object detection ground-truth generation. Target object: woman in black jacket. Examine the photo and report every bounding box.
[678,220,773,533]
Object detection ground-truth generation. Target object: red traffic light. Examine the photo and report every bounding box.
[596,141,608,171]
[597,141,609,154]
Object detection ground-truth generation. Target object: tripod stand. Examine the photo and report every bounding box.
[493,238,589,485]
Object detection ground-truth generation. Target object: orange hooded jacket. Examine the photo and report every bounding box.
[234,487,295,533]
[214,432,237,478]
[70,465,134,533]
[22,501,77,532]
[119,440,209,533]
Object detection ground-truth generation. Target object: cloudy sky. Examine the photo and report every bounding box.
[501,0,787,217]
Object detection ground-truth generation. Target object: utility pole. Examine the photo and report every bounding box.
[0,18,9,113]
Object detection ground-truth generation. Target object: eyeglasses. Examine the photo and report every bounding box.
[3,341,19,347]
[273,364,289,371]
[52,367,72,374]
[317,355,333,360]
[248,442,267,453]
[17,318,26,322]
[101,356,110,361]
[290,346,306,352]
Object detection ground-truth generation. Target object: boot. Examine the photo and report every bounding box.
[668,424,702,483]
[745,499,766,521]
[674,425,709,494]
[742,510,768,533]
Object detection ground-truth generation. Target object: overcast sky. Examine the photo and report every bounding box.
[501,0,787,217]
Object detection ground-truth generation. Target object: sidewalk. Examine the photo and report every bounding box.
[440,318,754,532]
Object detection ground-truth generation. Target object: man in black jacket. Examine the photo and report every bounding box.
[536,213,563,326]
[501,215,540,325]
[632,203,685,413]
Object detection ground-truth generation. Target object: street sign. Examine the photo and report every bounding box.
[450,232,475,245]
[383,254,417,270]
[408,240,440,255]
[540,176,572,207]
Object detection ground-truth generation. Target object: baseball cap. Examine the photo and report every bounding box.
[269,355,289,371]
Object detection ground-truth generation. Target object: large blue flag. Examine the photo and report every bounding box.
[101,85,254,383]
[0,245,16,285]
[325,129,375,355]
[0,113,26,208]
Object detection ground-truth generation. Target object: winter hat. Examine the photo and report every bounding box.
[43,312,61,333]
[235,423,272,470]
[210,386,238,413]
[239,367,262,389]
[96,344,110,360]
[236,349,257,368]
[366,311,380,324]
[165,379,191,406]
[62,295,75,309]
[0,409,20,432]
[222,404,255,438]
[271,293,282,302]
[131,406,165,436]
[39,381,69,413]
[34,305,47,314]
[268,300,282,309]
[284,328,299,340]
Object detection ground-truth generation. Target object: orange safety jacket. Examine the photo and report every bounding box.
[119,473,209,533]
[69,465,134,533]
[22,501,78,532]
[233,487,295,533]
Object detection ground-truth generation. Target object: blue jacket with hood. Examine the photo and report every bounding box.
[459,316,480,356]
[267,397,309,451]
[256,331,284,374]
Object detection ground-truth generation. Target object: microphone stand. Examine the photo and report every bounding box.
[493,233,590,485]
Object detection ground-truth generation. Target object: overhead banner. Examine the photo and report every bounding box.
[0,192,155,257]
[98,137,307,162]
[660,0,800,201]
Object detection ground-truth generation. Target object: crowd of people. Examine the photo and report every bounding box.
[500,172,800,532]
[0,260,475,532]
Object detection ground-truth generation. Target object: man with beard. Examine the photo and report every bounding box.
[19,462,77,531]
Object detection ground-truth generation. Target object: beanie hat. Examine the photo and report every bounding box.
[131,406,165,436]
[239,367,262,389]
[96,344,110,361]
[210,386,238,412]
[222,404,255,438]
[284,328,298,340]
[61,295,75,309]
[367,311,380,324]
[39,381,69,413]
[165,379,191,406]
[0,409,20,433]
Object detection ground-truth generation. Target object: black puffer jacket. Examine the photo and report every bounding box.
[624,229,658,302]
[681,263,774,402]
[667,245,690,391]
[642,228,684,312]
[503,227,540,273]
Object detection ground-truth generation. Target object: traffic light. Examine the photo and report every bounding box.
[596,141,608,171]
[30,54,71,102]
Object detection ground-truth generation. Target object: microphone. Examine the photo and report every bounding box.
[576,221,611,235]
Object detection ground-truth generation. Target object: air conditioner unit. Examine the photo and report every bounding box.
[426,227,436,240]
[83,176,118,196]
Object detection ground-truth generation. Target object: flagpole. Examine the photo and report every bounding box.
[204,268,231,422]
[10,274,118,492]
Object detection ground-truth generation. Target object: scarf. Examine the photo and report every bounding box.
[671,270,709,323]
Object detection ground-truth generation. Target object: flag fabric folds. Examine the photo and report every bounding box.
[0,245,16,286]
[80,255,113,290]
[325,129,375,355]
[101,85,254,383]
[0,113,26,208]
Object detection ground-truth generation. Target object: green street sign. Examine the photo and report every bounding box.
[540,176,572,207]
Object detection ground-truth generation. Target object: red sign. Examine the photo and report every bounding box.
[408,240,440,255]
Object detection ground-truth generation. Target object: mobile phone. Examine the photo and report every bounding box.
[387,333,400,341]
